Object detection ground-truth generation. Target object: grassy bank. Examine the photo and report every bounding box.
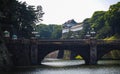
[102,34,120,59]
[104,34,120,40]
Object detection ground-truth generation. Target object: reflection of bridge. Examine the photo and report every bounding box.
[4,38,120,66]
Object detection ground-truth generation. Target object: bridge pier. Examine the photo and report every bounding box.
[89,39,97,65]
[57,50,64,59]
[30,39,38,65]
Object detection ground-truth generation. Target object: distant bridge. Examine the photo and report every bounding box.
[4,38,120,66]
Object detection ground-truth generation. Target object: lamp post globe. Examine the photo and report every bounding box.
[4,30,10,38]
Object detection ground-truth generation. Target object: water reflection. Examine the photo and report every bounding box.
[42,59,84,67]
[11,59,120,74]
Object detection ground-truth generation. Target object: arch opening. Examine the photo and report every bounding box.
[102,50,120,60]
[41,50,85,67]
[98,49,120,65]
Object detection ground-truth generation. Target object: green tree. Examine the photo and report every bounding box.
[0,0,17,34]
[0,0,44,39]
[90,11,106,30]
[51,25,62,39]
[36,24,51,39]
[36,24,62,39]
[78,18,91,39]
[106,2,120,34]
[89,11,113,38]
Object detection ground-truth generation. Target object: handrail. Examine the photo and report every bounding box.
[4,38,120,45]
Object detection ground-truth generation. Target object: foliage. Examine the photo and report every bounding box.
[104,34,120,40]
[106,2,120,34]
[80,2,120,39]
[90,11,106,29]
[0,0,44,39]
[36,24,62,39]
[96,24,111,39]
[51,25,62,39]
[78,18,91,39]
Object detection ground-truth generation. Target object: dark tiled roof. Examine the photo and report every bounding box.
[63,19,77,28]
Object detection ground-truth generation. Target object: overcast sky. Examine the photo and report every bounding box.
[18,0,120,25]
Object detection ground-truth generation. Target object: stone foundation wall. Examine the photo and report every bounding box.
[0,43,13,71]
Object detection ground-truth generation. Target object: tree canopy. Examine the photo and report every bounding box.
[36,24,62,39]
[79,2,120,39]
[0,0,44,39]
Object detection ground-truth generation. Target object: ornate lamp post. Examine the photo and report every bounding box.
[90,28,96,39]
[31,28,39,39]
[3,30,10,43]
[31,28,39,65]
[85,31,91,39]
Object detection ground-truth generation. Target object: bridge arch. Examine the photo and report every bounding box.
[37,44,90,65]
[98,49,120,61]
[97,44,120,62]
[43,49,85,59]
[101,50,120,60]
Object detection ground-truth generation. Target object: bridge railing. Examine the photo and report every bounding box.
[37,39,91,45]
[4,38,120,45]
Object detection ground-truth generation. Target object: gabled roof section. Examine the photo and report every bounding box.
[63,19,78,28]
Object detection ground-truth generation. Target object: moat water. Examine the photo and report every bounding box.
[3,59,120,74]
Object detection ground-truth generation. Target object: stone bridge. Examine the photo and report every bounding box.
[4,38,120,66]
